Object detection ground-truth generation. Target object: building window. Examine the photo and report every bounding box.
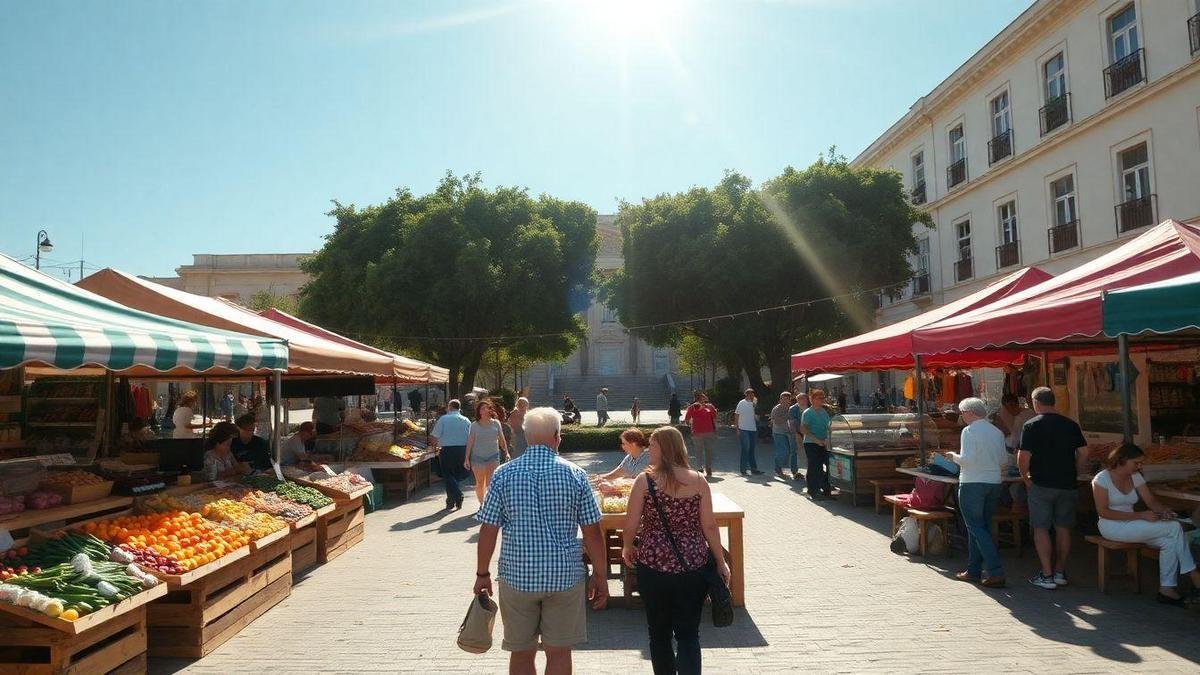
[601,304,617,324]
[1048,174,1080,253]
[911,151,926,205]
[1040,53,1071,134]
[947,125,967,188]
[996,201,1020,269]
[988,91,1013,164]
[1116,142,1155,233]
[955,220,973,282]
[1104,5,1145,98]
[912,237,931,296]
[1189,1,1200,56]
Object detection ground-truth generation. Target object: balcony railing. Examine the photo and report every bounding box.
[947,158,967,189]
[995,240,1020,269]
[1104,48,1146,98]
[1189,11,1200,56]
[954,256,973,283]
[1115,194,1156,234]
[911,182,927,206]
[988,129,1013,165]
[1047,220,1080,254]
[911,272,931,297]
[1039,93,1071,135]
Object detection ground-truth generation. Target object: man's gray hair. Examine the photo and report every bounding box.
[448,399,461,410]
[523,406,561,442]
[958,397,988,419]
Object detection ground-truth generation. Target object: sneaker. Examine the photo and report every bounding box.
[1052,571,1068,587]
[750,469,764,475]
[775,469,786,479]
[1030,573,1057,590]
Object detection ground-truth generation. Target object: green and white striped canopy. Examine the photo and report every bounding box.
[0,253,288,372]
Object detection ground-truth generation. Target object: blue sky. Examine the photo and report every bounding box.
[0,0,1030,278]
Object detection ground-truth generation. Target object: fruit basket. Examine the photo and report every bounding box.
[40,469,114,505]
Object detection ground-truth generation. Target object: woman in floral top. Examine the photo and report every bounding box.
[622,426,730,674]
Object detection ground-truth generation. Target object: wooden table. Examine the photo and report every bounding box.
[600,492,745,607]
[0,494,133,539]
[349,455,435,502]
[895,467,1023,485]
[1151,487,1200,506]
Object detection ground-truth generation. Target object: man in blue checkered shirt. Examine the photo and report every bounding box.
[475,406,608,673]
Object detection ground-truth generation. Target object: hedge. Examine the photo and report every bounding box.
[558,424,689,453]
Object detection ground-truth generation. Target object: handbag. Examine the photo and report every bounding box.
[456,591,498,653]
[646,477,734,628]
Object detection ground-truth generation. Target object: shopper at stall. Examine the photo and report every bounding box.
[684,392,718,479]
[171,390,206,440]
[231,413,272,471]
[312,395,345,435]
[508,397,529,458]
[465,400,508,507]
[431,399,472,510]
[280,422,317,466]
[732,389,762,476]
[801,389,833,499]
[944,397,1009,588]
[473,406,608,675]
[788,392,809,482]
[220,390,235,422]
[1017,387,1089,590]
[770,392,796,479]
[621,426,730,675]
[202,421,251,481]
[597,387,610,427]
[1092,444,1200,606]
[595,428,652,481]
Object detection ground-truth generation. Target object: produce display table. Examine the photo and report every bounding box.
[290,504,333,578]
[358,455,435,503]
[599,492,745,607]
[293,478,371,565]
[0,495,134,540]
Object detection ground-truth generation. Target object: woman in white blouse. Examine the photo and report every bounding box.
[943,397,1010,588]
[171,390,206,439]
[1092,444,1199,606]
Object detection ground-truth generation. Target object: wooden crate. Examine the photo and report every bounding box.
[316,497,365,564]
[0,604,147,675]
[290,524,318,577]
[146,536,292,659]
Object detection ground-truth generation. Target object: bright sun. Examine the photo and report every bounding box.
[578,0,681,40]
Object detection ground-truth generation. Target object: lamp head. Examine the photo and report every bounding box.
[38,233,53,253]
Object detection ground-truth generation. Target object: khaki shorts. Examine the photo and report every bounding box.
[498,579,586,651]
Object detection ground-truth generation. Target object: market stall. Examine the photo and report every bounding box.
[827,413,943,506]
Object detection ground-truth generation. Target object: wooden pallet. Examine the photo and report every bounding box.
[146,535,292,659]
[290,523,318,577]
[316,497,365,564]
[0,604,147,674]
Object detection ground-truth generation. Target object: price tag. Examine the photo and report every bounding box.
[273,462,284,481]
[320,464,336,476]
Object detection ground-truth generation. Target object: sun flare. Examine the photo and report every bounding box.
[578,0,681,40]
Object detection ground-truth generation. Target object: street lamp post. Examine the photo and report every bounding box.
[35,230,53,270]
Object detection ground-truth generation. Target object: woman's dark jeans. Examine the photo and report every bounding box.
[636,564,708,674]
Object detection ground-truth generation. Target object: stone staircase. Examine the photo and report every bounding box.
[524,371,672,410]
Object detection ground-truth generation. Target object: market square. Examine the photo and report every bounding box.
[4,0,1200,673]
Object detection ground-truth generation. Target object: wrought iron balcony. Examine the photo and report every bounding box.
[947,158,967,189]
[988,129,1013,165]
[954,256,973,283]
[1039,93,1071,135]
[911,182,926,205]
[1190,11,1200,56]
[911,272,931,297]
[1115,194,1156,234]
[995,241,1020,269]
[1104,48,1145,98]
[1047,220,1080,254]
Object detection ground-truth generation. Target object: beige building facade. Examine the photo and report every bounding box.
[145,253,310,304]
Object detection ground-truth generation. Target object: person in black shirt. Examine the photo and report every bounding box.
[231,413,272,471]
[1017,387,1088,590]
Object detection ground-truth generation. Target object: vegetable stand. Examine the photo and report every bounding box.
[350,454,435,503]
[292,478,371,565]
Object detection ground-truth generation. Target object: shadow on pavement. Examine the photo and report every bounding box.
[577,604,769,652]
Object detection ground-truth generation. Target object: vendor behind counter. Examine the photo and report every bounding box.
[231,413,272,470]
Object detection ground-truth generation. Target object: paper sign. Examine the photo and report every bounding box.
[273,462,284,481]
[320,464,336,476]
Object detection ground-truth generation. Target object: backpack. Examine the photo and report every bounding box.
[891,516,920,554]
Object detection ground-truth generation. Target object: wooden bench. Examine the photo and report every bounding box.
[1085,535,1148,593]
[870,478,913,514]
[991,506,1024,557]
[884,494,955,558]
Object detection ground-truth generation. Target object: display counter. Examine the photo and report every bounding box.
[827,413,940,506]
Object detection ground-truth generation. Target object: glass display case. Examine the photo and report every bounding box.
[827,413,942,505]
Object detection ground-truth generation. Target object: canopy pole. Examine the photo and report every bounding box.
[392,383,400,439]
[915,353,926,464]
[1118,334,1133,444]
[272,371,283,464]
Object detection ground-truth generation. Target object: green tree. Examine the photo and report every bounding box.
[245,288,298,314]
[300,172,598,396]
[605,156,929,403]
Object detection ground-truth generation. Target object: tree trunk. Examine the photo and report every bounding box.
[767,351,793,399]
[459,350,484,395]
[736,348,770,406]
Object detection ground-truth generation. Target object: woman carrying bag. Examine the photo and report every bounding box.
[622,426,731,675]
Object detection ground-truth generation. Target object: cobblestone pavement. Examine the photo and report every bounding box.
[156,432,1200,674]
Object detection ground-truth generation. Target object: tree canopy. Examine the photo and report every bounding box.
[604,155,930,401]
[299,172,598,395]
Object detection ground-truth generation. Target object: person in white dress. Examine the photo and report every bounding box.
[171,390,206,439]
[1091,443,1200,606]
